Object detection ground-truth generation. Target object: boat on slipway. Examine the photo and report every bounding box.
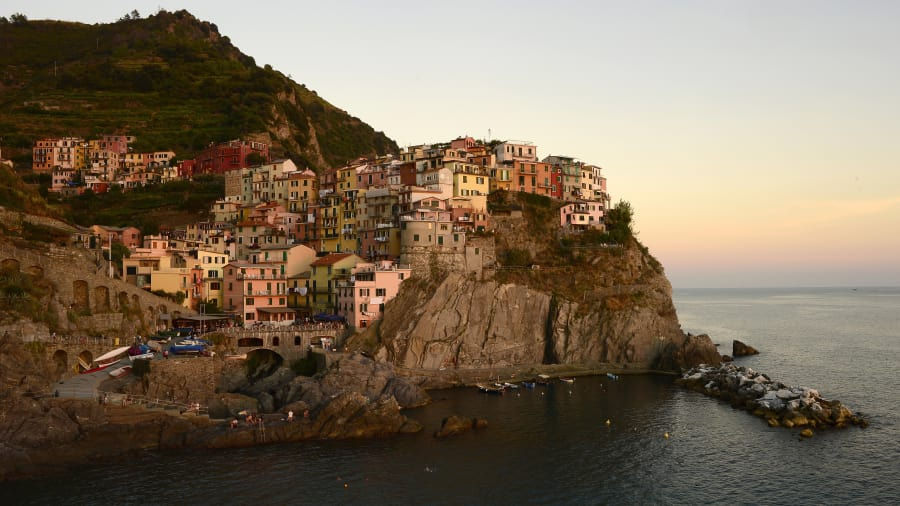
[81,346,130,374]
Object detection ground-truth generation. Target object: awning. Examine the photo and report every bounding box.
[256,307,297,314]
[369,297,384,305]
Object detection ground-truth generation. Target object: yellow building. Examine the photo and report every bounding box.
[307,253,362,311]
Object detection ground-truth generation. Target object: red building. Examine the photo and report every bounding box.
[192,140,269,175]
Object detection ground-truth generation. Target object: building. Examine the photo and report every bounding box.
[494,141,538,163]
[307,253,362,312]
[560,201,605,231]
[32,137,85,173]
[223,261,292,323]
[90,225,141,249]
[192,139,269,175]
[337,260,411,329]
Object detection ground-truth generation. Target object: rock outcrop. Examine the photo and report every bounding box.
[359,240,719,374]
[733,340,760,357]
[677,363,868,432]
[434,415,488,438]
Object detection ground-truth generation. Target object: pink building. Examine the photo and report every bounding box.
[223,261,293,324]
[90,225,142,248]
[336,260,411,329]
[559,201,605,231]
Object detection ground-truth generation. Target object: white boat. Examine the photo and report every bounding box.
[560,377,575,384]
[129,352,154,362]
[503,382,520,390]
[108,365,132,378]
[606,372,619,380]
[94,346,130,367]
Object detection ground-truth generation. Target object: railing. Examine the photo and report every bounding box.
[237,273,286,280]
[96,390,209,416]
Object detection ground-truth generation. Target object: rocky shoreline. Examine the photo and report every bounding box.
[676,363,868,435]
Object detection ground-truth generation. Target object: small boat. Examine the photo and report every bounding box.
[477,384,504,395]
[170,343,205,354]
[178,339,211,346]
[81,346,130,374]
[522,381,536,389]
[129,352,154,362]
[560,377,575,384]
[606,373,619,380]
[503,382,520,390]
[108,365,132,378]
[535,374,551,385]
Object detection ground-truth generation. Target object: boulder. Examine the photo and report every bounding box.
[721,355,733,362]
[208,393,259,419]
[317,353,430,409]
[733,340,759,357]
[434,415,488,438]
[800,428,814,438]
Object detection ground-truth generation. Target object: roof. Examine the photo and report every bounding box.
[311,253,354,266]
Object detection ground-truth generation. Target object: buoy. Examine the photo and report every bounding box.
[664,432,670,439]
[344,483,349,488]
[605,419,611,426]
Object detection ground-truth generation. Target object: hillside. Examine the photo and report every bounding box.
[0,10,397,168]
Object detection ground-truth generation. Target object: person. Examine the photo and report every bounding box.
[230,418,238,429]
[287,410,294,422]
[163,350,169,359]
[303,409,309,419]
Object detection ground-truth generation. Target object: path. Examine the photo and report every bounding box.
[53,359,129,399]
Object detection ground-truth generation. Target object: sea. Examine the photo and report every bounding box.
[4,287,899,505]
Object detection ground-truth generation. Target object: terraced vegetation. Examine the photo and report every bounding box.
[0,10,397,168]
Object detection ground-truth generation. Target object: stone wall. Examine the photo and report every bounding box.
[401,236,496,281]
[0,242,191,340]
[126,356,223,405]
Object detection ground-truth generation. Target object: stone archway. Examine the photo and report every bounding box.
[244,349,284,381]
[73,280,90,312]
[52,349,68,377]
[1,258,20,272]
[294,335,302,346]
[272,336,280,347]
[93,285,110,313]
[118,291,129,310]
[77,350,93,372]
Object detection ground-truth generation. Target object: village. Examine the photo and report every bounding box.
[31,134,611,332]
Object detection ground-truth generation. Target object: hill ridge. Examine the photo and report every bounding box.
[0,9,397,169]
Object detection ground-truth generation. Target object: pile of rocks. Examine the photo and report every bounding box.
[677,363,868,435]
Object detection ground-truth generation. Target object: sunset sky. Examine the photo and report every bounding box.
[8,1,900,287]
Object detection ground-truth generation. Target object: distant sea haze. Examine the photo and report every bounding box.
[5,287,898,504]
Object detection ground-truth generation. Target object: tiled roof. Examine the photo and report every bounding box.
[311,253,354,266]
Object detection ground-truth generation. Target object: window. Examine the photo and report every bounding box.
[376,288,386,297]
[280,298,285,305]
[246,298,254,305]
[126,266,137,275]
[414,234,420,242]
[246,313,254,321]
[211,282,221,290]
[359,303,368,313]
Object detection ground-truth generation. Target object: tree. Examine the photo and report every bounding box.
[10,13,27,25]
[245,152,266,166]
[103,242,131,271]
[0,16,9,24]
[604,200,634,244]
[130,9,140,19]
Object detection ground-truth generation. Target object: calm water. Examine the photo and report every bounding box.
[5,287,899,504]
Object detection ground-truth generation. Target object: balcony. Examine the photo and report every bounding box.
[374,237,389,243]
[237,273,286,280]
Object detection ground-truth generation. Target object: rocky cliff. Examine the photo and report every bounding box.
[353,195,719,374]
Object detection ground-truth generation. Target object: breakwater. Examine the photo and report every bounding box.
[676,363,868,434]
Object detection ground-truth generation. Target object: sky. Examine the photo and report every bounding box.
[6,1,900,288]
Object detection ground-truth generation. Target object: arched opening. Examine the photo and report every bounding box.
[26,265,44,278]
[52,350,68,377]
[272,336,280,346]
[294,335,302,346]
[77,350,93,372]
[93,285,110,313]
[1,258,20,272]
[118,291,129,310]
[73,280,90,312]
[237,337,264,348]
[244,349,284,382]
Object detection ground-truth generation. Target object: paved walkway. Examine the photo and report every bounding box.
[53,359,129,399]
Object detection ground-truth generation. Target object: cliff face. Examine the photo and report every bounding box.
[361,234,718,373]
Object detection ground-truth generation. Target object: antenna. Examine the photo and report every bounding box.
[488,128,491,143]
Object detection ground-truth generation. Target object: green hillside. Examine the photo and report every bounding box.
[0,10,397,169]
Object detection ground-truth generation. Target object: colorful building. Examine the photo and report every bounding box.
[336,260,411,329]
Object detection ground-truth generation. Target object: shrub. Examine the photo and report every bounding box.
[290,356,318,377]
